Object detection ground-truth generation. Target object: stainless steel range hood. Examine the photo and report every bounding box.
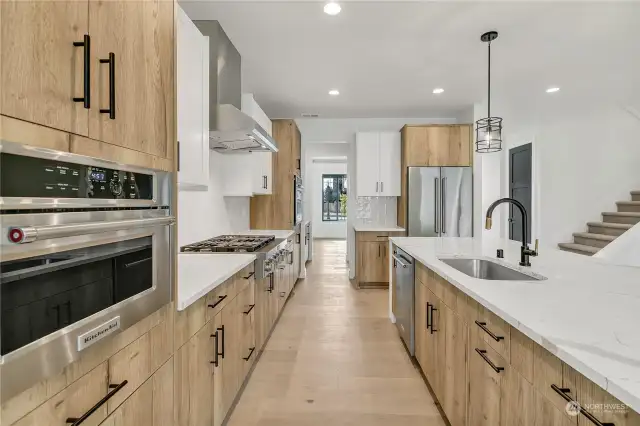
[193,20,278,153]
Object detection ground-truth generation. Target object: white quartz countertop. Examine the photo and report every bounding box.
[390,236,640,413]
[353,225,406,232]
[239,229,295,239]
[177,253,255,311]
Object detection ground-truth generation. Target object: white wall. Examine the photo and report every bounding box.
[309,160,348,239]
[297,117,459,278]
[474,98,640,247]
[177,151,250,247]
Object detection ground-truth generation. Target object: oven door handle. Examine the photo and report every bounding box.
[8,216,175,244]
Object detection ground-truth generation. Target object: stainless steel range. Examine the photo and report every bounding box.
[180,235,291,279]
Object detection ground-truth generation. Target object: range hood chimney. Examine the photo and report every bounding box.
[193,20,278,153]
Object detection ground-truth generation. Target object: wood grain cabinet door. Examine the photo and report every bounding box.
[0,0,90,137]
[174,323,215,426]
[468,338,507,426]
[101,358,173,426]
[88,0,174,159]
[442,304,468,426]
[358,242,386,283]
[414,280,428,372]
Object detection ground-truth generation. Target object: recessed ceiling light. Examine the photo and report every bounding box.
[324,2,341,16]
[328,89,340,96]
[546,87,560,93]
[432,88,444,94]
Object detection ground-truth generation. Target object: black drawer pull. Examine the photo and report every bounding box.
[243,304,255,315]
[66,381,128,425]
[99,52,115,119]
[210,331,219,367]
[243,271,255,279]
[551,384,614,426]
[268,273,274,293]
[475,321,504,342]
[124,257,152,268]
[426,302,432,330]
[475,348,504,373]
[208,295,227,309]
[243,347,256,361]
[218,325,225,359]
[72,34,90,109]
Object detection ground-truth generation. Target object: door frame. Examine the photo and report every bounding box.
[502,138,539,243]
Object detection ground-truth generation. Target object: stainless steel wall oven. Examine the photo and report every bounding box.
[0,141,174,402]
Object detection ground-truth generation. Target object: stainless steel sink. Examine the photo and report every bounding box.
[438,258,546,281]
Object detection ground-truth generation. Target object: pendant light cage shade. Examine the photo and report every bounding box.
[475,116,503,153]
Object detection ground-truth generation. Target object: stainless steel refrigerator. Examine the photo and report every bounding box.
[407,167,473,237]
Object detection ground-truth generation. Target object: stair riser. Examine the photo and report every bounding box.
[602,214,640,225]
[632,194,640,202]
[574,236,611,249]
[617,204,640,213]
[559,246,595,256]
[587,225,627,237]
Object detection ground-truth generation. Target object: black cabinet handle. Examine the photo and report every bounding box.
[218,325,225,359]
[208,295,227,309]
[72,34,90,109]
[426,302,432,330]
[124,257,152,268]
[243,304,255,315]
[551,384,614,426]
[99,52,115,119]
[243,271,255,279]
[211,331,219,367]
[430,305,438,333]
[243,347,256,361]
[475,321,504,342]
[268,273,274,293]
[66,381,128,425]
[475,349,504,373]
[296,159,300,170]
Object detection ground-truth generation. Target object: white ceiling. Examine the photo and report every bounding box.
[181,1,640,119]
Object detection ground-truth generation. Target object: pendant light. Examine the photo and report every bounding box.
[476,31,503,153]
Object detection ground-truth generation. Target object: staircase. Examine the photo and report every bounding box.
[558,190,640,255]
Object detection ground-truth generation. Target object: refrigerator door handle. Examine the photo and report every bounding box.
[441,177,447,234]
[434,177,439,234]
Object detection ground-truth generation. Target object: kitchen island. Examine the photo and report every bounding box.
[391,236,640,425]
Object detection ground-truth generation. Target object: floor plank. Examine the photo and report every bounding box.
[227,239,445,425]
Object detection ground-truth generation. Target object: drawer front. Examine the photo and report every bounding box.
[205,275,237,322]
[415,263,434,292]
[107,332,152,413]
[357,231,395,242]
[468,336,509,426]
[532,343,578,423]
[236,265,256,294]
[474,304,511,359]
[574,371,640,426]
[12,363,109,426]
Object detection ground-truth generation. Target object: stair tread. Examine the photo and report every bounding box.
[616,201,640,205]
[573,232,616,241]
[602,211,640,217]
[558,243,600,253]
[631,191,640,194]
[587,221,633,229]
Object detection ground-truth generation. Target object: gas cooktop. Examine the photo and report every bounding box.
[180,235,276,253]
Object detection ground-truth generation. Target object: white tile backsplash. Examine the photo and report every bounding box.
[355,196,397,226]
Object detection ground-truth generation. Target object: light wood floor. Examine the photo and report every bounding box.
[226,240,446,426]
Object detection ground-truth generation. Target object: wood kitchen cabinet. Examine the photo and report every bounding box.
[356,132,401,196]
[355,232,403,289]
[101,358,173,426]
[0,0,90,137]
[250,119,300,230]
[442,303,468,426]
[88,0,175,159]
[468,338,508,426]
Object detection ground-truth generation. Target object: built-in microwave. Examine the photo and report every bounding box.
[0,141,174,402]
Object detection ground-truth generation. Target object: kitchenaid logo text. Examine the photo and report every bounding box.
[77,317,121,351]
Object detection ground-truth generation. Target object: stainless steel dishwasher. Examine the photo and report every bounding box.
[392,246,415,355]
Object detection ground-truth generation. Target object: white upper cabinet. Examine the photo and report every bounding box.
[378,132,401,196]
[177,6,209,189]
[221,94,273,196]
[356,132,401,197]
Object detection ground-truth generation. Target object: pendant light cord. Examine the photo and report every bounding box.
[487,40,491,119]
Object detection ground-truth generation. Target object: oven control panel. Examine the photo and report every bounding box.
[0,153,153,200]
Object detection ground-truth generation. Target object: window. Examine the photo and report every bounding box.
[322,174,347,221]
